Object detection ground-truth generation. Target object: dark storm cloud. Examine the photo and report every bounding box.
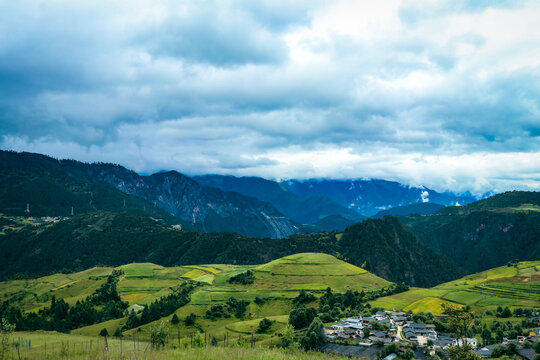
[1,0,540,193]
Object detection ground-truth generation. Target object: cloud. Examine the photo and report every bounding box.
[1,0,540,194]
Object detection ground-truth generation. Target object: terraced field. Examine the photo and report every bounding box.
[252,253,390,292]
[371,261,540,313]
[0,267,112,311]
[0,253,392,345]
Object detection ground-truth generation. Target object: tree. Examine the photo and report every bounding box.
[293,290,316,305]
[123,310,139,330]
[0,319,15,360]
[364,328,370,338]
[402,348,415,359]
[192,332,204,348]
[289,307,317,330]
[113,328,123,338]
[254,297,265,305]
[257,318,273,333]
[171,314,179,325]
[150,321,167,349]
[500,307,512,318]
[534,340,540,353]
[185,313,196,326]
[234,301,249,318]
[99,328,109,351]
[441,303,473,344]
[300,317,325,350]
[481,328,492,345]
[279,325,296,349]
[447,344,482,360]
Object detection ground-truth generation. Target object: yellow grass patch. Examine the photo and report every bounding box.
[404,297,462,314]
[185,265,221,274]
[51,280,78,291]
[182,269,207,279]
[340,262,366,274]
[121,292,148,304]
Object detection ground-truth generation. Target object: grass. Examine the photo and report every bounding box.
[121,263,154,278]
[512,203,540,212]
[6,331,349,360]
[0,252,392,347]
[0,267,112,311]
[371,261,540,314]
[403,297,462,313]
[225,315,289,334]
[7,253,538,357]
[255,253,367,275]
[182,269,208,279]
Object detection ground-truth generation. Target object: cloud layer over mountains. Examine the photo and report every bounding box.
[1,0,540,194]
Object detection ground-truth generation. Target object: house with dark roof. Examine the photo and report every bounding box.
[517,348,536,360]
[475,345,495,357]
[362,316,376,324]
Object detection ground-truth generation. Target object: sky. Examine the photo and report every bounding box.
[1,0,540,195]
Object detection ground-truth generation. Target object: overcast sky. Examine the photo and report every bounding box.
[1,0,540,195]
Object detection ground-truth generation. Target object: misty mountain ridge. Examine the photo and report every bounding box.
[1,150,476,237]
[281,178,477,217]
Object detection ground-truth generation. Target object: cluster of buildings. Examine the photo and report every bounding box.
[324,311,540,360]
[325,311,420,346]
[475,329,540,359]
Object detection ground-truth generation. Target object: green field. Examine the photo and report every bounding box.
[5,331,349,360]
[251,253,389,293]
[512,203,540,212]
[2,254,538,358]
[371,261,540,313]
[0,267,112,311]
[0,253,392,345]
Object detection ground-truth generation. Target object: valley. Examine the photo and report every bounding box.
[0,254,538,359]
[1,150,540,359]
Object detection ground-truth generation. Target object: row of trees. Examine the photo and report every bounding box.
[122,282,197,332]
[203,297,250,321]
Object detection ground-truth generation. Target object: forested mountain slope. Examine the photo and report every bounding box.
[194,175,365,227]
[0,150,297,238]
[0,211,460,287]
[400,191,540,273]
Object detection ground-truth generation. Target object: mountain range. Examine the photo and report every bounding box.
[0,210,462,287]
[282,178,476,217]
[1,149,539,287]
[0,150,475,237]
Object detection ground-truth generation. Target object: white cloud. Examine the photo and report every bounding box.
[1,0,540,194]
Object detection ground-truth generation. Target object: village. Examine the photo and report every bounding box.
[324,311,540,359]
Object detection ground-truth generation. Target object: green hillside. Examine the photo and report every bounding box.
[0,151,182,224]
[337,217,463,286]
[2,256,538,360]
[0,254,392,344]
[371,261,540,314]
[400,191,540,273]
[0,211,459,287]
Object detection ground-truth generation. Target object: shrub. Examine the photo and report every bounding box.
[257,318,273,333]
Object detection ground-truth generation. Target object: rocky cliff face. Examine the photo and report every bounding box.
[62,162,299,238]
